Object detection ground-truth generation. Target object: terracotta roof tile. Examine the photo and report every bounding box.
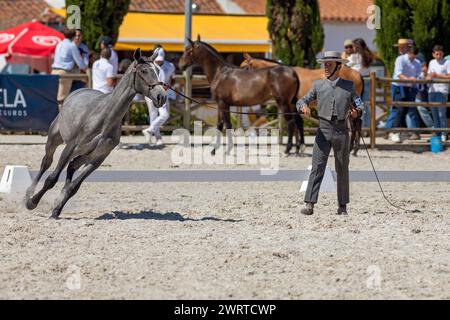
[129,0,224,14]
[0,0,50,30]
[226,0,375,22]
[231,0,266,15]
[319,0,374,22]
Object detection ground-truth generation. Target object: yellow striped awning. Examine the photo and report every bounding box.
[51,9,271,53]
[116,13,270,52]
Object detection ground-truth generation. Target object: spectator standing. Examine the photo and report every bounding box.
[427,45,450,142]
[100,36,119,76]
[341,39,354,60]
[415,63,434,129]
[92,48,115,94]
[51,28,87,103]
[142,47,175,146]
[390,46,422,142]
[347,38,373,128]
[74,29,89,68]
[384,39,413,134]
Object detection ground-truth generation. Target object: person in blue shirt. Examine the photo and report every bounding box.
[51,28,87,103]
[74,29,89,69]
[70,28,90,91]
[390,46,422,142]
[384,39,411,137]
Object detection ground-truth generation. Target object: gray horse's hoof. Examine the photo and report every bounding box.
[49,210,60,219]
[25,198,38,210]
[211,149,216,156]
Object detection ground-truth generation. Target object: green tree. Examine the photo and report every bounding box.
[267,0,324,67]
[65,0,130,51]
[374,0,414,75]
[409,0,450,62]
[375,0,450,74]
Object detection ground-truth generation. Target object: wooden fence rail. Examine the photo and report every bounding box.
[58,72,450,149]
[369,72,450,148]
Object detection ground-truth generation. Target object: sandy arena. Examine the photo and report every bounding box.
[0,135,449,299]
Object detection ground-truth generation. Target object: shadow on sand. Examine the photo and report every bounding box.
[116,143,166,151]
[95,210,243,223]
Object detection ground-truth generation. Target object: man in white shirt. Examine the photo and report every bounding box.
[142,47,175,145]
[427,45,450,142]
[92,48,115,94]
[100,36,119,76]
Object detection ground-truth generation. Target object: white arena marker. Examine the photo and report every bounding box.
[0,165,32,196]
[299,165,336,193]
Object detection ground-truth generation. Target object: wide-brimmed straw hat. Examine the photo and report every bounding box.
[344,39,353,47]
[317,51,349,64]
[394,38,413,47]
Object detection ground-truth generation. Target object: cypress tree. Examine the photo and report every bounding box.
[374,0,413,75]
[410,0,450,62]
[267,0,324,67]
[65,0,130,51]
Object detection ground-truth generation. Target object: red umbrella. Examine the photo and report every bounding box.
[0,20,64,73]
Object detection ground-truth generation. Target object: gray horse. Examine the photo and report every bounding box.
[25,48,166,219]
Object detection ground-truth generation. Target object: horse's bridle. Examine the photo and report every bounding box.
[132,60,164,92]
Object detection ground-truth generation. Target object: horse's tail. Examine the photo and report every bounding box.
[291,68,300,106]
[359,74,365,97]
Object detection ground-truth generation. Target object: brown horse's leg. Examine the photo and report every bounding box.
[353,118,362,157]
[221,105,233,155]
[293,113,305,156]
[285,116,294,155]
[278,101,293,155]
[211,107,224,156]
[348,117,355,154]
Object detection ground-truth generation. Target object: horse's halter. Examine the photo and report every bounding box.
[132,60,164,93]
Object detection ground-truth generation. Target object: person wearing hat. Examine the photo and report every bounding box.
[389,42,422,142]
[142,46,175,145]
[100,36,119,76]
[296,51,365,216]
[341,39,354,61]
[384,38,420,141]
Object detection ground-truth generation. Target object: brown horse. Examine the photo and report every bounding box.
[241,53,364,97]
[241,53,364,155]
[179,36,304,155]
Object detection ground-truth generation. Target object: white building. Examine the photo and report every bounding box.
[319,0,376,51]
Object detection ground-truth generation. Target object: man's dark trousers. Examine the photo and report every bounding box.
[304,117,349,205]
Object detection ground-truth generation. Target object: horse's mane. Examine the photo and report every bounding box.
[197,41,236,68]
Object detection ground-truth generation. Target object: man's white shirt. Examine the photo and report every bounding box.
[428,59,450,94]
[93,58,114,94]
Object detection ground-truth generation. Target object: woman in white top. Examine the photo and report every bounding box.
[347,38,373,128]
[427,45,450,142]
[92,48,115,94]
